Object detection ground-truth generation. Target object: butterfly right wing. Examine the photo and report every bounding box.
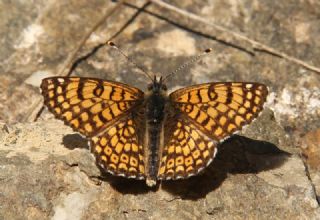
[41,77,144,137]
[158,82,268,180]
[158,112,218,180]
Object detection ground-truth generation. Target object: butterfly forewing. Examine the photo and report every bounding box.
[41,77,144,137]
[158,82,268,179]
[170,82,268,141]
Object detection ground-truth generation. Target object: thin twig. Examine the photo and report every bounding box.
[149,0,320,74]
[125,2,255,56]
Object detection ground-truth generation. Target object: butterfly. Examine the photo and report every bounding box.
[40,43,268,187]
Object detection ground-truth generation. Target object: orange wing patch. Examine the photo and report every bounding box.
[90,116,146,179]
[170,82,268,141]
[41,77,143,137]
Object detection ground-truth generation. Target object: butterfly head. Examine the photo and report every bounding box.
[147,75,167,94]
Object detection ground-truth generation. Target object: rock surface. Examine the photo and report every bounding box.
[0,0,320,219]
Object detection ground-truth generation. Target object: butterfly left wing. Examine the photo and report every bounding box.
[41,76,147,178]
[158,82,268,180]
[90,113,146,179]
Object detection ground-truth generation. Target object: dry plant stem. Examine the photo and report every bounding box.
[31,0,126,122]
[149,0,320,75]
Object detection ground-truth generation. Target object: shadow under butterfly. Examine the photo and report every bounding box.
[62,133,289,198]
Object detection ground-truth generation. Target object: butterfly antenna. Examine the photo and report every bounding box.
[107,41,154,82]
[163,48,213,82]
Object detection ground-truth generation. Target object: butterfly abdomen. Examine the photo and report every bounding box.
[145,91,166,186]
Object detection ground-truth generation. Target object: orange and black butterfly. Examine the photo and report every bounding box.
[40,43,268,187]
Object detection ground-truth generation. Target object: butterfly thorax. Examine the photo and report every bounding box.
[144,77,168,186]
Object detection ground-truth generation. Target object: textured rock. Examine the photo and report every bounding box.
[302,129,320,170]
[302,129,320,203]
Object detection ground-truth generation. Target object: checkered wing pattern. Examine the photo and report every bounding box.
[41,77,146,178]
[90,115,146,179]
[158,115,218,180]
[158,82,268,179]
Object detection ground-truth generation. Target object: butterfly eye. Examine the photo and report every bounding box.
[147,84,153,90]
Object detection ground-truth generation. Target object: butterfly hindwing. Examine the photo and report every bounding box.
[158,82,268,179]
[90,114,146,179]
[41,77,144,137]
[158,115,218,180]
